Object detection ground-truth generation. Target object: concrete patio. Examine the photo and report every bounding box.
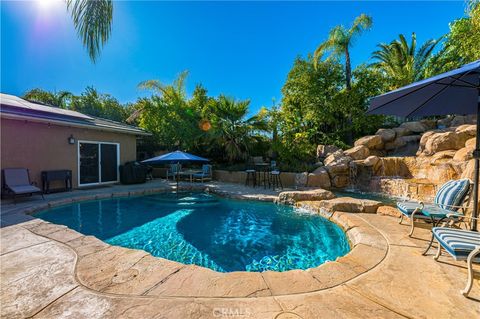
[1,180,479,318]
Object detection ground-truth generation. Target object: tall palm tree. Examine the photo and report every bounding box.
[66,0,113,63]
[23,88,73,108]
[210,96,267,163]
[370,33,441,89]
[314,14,373,90]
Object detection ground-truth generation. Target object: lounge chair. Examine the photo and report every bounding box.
[396,179,472,237]
[2,168,44,202]
[192,164,212,182]
[431,217,480,297]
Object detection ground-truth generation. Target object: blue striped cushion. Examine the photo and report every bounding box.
[434,179,470,210]
[397,201,422,214]
[432,227,480,262]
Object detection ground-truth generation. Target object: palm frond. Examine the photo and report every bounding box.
[66,0,113,63]
[348,13,373,39]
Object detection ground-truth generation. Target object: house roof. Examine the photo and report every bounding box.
[0,93,150,136]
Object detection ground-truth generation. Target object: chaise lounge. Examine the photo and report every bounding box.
[430,216,480,297]
[2,168,44,202]
[396,179,472,237]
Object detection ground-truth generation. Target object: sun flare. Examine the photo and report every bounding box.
[36,0,62,12]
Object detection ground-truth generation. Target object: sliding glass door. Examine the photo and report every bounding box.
[79,141,119,186]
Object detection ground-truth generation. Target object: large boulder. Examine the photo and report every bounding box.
[376,128,396,142]
[360,155,383,176]
[402,135,421,143]
[324,150,351,166]
[385,137,406,151]
[325,163,349,175]
[430,150,457,165]
[466,138,476,149]
[422,131,470,156]
[316,197,382,214]
[450,115,466,127]
[417,131,437,155]
[354,135,384,150]
[455,124,476,139]
[317,144,340,159]
[306,169,331,189]
[393,127,411,137]
[276,189,335,205]
[461,159,476,181]
[400,121,427,133]
[453,147,474,162]
[330,175,350,188]
[344,145,370,160]
[363,155,380,167]
[420,119,437,131]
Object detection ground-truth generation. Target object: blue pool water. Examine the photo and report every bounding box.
[35,192,350,272]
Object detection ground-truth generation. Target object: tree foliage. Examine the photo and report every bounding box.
[24,88,73,108]
[277,57,387,167]
[132,73,268,163]
[314,13,373,90]
[23,87,129,122]
[370,33,441,89]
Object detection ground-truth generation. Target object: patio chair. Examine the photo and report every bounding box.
[430,217,480,297]
[166,163,182,181]
[396,179,472,237]
[2,168,44,202]
[193,164,212,182]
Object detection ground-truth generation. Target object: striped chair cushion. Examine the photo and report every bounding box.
[397,201,422,215]
[434,179,470,211]
[432,227,480,262]
[396,201,457,219]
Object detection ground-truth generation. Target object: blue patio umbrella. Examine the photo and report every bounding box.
[367,59,480,230]
[142,150,209,192]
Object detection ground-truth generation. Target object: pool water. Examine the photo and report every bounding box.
[35,192,350,272]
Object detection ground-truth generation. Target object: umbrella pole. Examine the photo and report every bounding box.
[176,161,179,197]
[473,89,480,231]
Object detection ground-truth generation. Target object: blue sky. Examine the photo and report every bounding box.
[1,1,467,113]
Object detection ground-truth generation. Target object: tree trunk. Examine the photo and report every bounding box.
[345,48,352,91]
[344,48,353,145]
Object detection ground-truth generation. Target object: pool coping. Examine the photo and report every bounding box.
[10,186,388,298]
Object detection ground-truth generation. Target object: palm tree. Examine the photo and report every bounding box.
[210,96,267,163]
[370,33,441,89]
[314,14,373,90]
[66,0,113,63]
[130,71,189,123]
[24,88,73,108]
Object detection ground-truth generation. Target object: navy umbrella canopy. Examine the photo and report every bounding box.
[142,150,209,165]
[368,60,479,117]
[142,151,209,193]
[367,60,480,230]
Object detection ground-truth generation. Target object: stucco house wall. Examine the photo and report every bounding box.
[1,118,137,188]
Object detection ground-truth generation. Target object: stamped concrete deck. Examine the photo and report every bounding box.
[1,180,479,318]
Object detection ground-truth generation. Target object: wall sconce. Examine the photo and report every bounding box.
[68,134,75,145]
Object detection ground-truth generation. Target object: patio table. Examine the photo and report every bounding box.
[179,170,202,183]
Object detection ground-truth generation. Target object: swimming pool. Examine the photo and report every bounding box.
[35,192,350,272]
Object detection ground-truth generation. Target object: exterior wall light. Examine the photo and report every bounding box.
[68,135,75,145]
